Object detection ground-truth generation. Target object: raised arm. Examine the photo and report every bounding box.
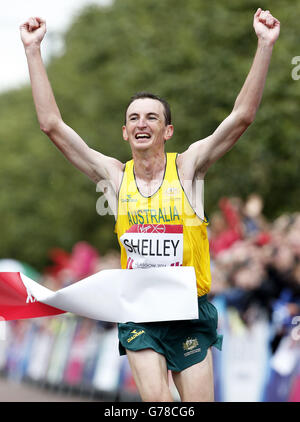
[179,9,280,177]
[20,17,123,186]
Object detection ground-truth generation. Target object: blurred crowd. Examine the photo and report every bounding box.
[208,194,300,353]
[41,243,121,291]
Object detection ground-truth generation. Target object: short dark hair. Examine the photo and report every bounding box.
[124,92,172,125]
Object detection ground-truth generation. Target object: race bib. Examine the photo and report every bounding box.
[120,224,183,269]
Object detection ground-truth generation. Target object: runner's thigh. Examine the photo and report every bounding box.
[172,348,214,402]
[126,348,173,401]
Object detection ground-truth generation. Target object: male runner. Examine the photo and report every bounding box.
[20,8,280,401]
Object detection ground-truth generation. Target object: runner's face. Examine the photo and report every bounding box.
[123,99,173,151]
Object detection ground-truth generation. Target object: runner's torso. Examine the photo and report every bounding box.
[115,153,211,296]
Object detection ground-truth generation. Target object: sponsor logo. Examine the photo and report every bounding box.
[138,224,166,234]
[127,329,145,343]
[25,287,37,304]
[165,187,179,195]
[182,337,201,357]
[121,194,138,203]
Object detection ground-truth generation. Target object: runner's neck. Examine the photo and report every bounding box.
[132,152,166,197]
[133,152,166,182]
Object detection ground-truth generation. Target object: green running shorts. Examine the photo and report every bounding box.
[118,295,223,372]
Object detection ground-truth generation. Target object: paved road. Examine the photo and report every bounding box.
[0,376,98,402]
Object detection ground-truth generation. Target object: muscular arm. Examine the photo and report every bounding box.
[179,9,280,178]
[20,17,123,186]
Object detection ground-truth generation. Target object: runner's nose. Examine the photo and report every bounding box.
[137,117,147,128]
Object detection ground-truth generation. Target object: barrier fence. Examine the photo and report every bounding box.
[0,295,299,402]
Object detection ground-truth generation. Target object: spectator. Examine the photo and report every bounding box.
[242,193,269,236]
[209,197,243,256]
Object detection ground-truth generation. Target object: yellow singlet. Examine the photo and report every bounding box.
[114,152,211,296]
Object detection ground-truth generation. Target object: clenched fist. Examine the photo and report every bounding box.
[20,17,47,49]
[253,8,280,45]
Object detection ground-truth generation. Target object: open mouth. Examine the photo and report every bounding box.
[135,133,151,140]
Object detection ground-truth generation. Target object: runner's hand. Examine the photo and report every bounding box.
[20,17,46,48]
[253,9,280,45]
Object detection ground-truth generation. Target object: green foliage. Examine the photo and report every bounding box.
[0,0,299,270]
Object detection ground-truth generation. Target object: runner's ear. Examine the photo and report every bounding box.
[122,125,129,141]
[164,125,174,142]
